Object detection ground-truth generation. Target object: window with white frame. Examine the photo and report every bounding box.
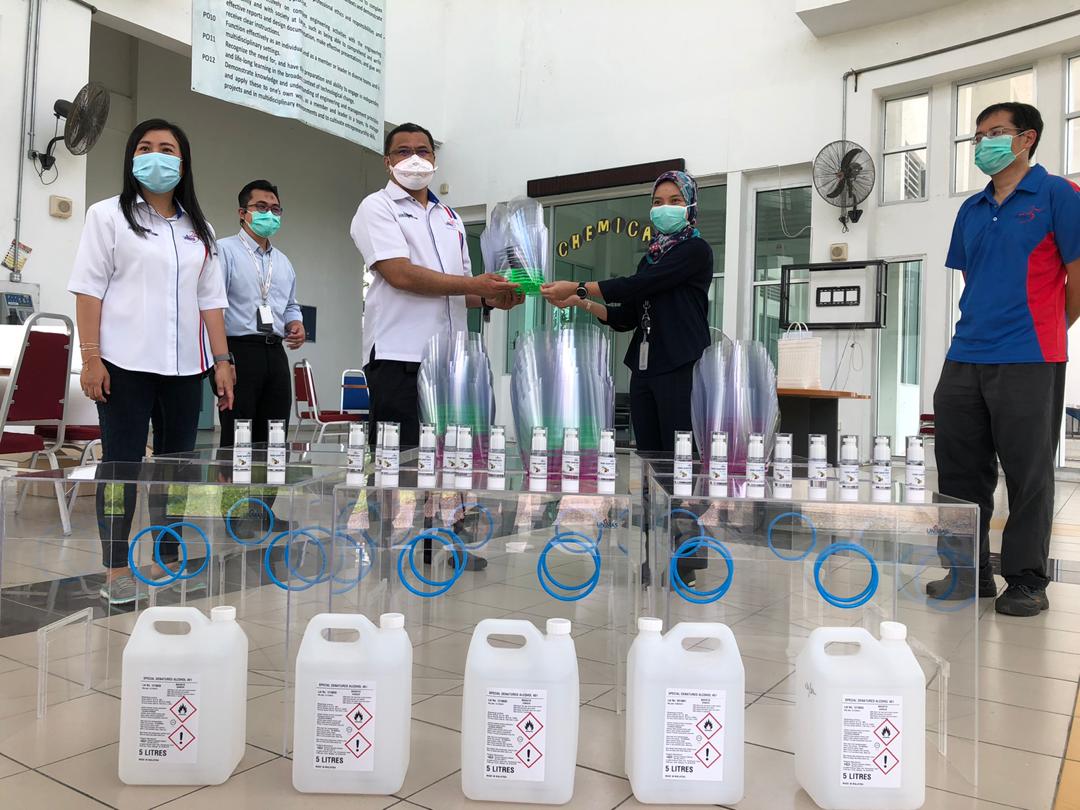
[953,69,1034,194]
[1068,56,1080,176]
[882,94,928,203]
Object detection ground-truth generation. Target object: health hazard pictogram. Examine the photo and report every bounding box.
[696,712,722,740]
[168,725,195,751]
[873,748,899,775]
[874,719,899,747]
[344,730,372,759]
[516,712,543,740]
[695,741,721,768]
[516,741,542,768]
[347,702,372,731]
[170,696,196,723]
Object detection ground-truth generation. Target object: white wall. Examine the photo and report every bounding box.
[0,0,93,321]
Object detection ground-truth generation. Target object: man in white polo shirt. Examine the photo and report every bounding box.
[350,122,521,445]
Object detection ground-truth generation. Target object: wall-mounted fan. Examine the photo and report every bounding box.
[812,140,875,231]
[31,81,110,174]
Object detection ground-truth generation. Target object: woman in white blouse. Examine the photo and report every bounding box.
[68,118,235,605]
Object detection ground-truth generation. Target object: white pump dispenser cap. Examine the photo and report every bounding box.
[809,434,827,460]
[235,422,251,446]
[749,433,765,459]
[599,429,615,455]
[491,426,506,451]
[841,435,858,462]
[775,434,792,461]
[419,424,436,449]
[546,618,572,636]
[880,621,908,641]
[563,427,579,454]
[874,435,891,462]
[637,617,663,633]
[675,432,693,457]
[268,422,285,445]
[906,435,925,463]
[711,431,728,457]
[531,427,547,453]
[380,613,405,630]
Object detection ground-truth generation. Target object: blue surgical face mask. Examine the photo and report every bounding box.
[650,204,690,235]
[132,152,182,193]
[974,134,1026,177]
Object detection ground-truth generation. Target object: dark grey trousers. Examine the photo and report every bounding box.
[933,360,1065,589]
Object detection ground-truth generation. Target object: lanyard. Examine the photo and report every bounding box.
[641,300,652,339]
[242,242,273,304]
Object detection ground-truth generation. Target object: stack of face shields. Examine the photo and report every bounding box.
[418,331,496,464]
[691,337,779,473]
[480,197,550,295]
[510,323,614,480]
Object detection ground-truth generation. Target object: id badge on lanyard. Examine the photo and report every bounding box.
[638,300,651,371]
[247,246,274,334]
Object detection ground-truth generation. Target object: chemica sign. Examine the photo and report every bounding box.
[556,216,652,257]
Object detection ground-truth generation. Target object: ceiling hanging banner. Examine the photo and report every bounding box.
[191,0,385,153]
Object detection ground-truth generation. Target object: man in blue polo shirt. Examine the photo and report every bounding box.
[932,102,1080,616]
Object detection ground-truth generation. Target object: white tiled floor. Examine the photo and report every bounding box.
[1,483,1079,809]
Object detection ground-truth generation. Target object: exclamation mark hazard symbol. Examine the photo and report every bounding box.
[355,738,362,752]
[179,730,184,745]
[526,749,532,762]
[704,747,710,761]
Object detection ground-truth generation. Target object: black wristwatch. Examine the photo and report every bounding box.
[576,282,588,299]
[212,352,235,365]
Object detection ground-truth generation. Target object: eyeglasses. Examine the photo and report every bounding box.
[246,202,284,215]
[970,127,1027,145]
[389,147,434,160]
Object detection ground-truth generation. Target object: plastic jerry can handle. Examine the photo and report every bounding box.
[665,622,739,652]
[303,613,377,645]
[472,618,544,650]
[133,606,209,636]
[806,626,878,667]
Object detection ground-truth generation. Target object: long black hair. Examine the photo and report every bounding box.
[119,119,215,252]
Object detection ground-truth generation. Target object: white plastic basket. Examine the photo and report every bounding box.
[777,323,821,389]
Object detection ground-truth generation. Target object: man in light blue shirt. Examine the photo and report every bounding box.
[216,179,305,448]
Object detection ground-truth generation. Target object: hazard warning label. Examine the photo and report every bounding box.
[840,694,902,788]
[484,688,546,782]
[312,680,376,772]
[663,688,726,781]
[134,675,200,764]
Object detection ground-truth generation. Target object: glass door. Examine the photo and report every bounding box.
[875,260,923,448]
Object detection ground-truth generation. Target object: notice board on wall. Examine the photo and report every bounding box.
[191,0,385,153]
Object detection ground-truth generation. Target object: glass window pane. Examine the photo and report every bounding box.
[1069,117,1080,176]
[884,95,928,151]
[1069,57,1080,113]
[754,187,811,282]
[955,70,1034,135]
[901,261,922,386]
[953,140,987,195]
[883,149,927,202]
[754,282,807,367]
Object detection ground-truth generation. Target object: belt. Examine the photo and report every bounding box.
[229,334,283,345]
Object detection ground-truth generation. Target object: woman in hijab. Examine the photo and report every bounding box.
[541,170,713,452]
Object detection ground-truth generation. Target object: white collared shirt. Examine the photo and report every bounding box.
[68,195,228,376]
[349,181,470,363]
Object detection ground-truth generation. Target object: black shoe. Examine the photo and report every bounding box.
[266,515,293,533]
[462,553,488,572]
[995,584,1050,617]
[926,568,997,600]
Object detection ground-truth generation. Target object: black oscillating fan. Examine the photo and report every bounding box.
[33,81,111,172]
[812,140,875,231]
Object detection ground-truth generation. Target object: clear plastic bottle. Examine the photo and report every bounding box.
[708,431,728,497]
[487,426,506,491]
[373,422,386,487]
[456,425,474,490]
[346,422,368,487]
[674,431,693,497]
[808,434,829,502]
[773,433,793,500]
[417,423,437,488]
[597,429,617,495]
[267,419,287,485]
[380,422,400,488]
[561,427,581,494]
[529,426,549,493]
[839,435,860,502]
[872,435,893,504]
[233,419,252,485]
[745,433,766,499]
[442,425,459,489]
[905,436,926,504]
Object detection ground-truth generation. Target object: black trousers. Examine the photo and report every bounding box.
[96,361,204,569]
[364,347,420,447]
[218,336,292,447]
[933,360,1065,589]
[629,362,695,452]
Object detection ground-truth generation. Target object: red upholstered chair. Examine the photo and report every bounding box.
[2,313,75,534]
[292,359,361,444]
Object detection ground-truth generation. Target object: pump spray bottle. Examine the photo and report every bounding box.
[905,435,927,503]
[267,419,287,485]
[529,426,549,493]
[487,425,507,491]
[673,431,693,497]
[233,419,252,485]
[746,433,766,498]
[839,435,860,502]
[708,431,728,497]
[872,435,893,503]
[597,429,617,495]
[346,422,368,487]
[807,434,828,501]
